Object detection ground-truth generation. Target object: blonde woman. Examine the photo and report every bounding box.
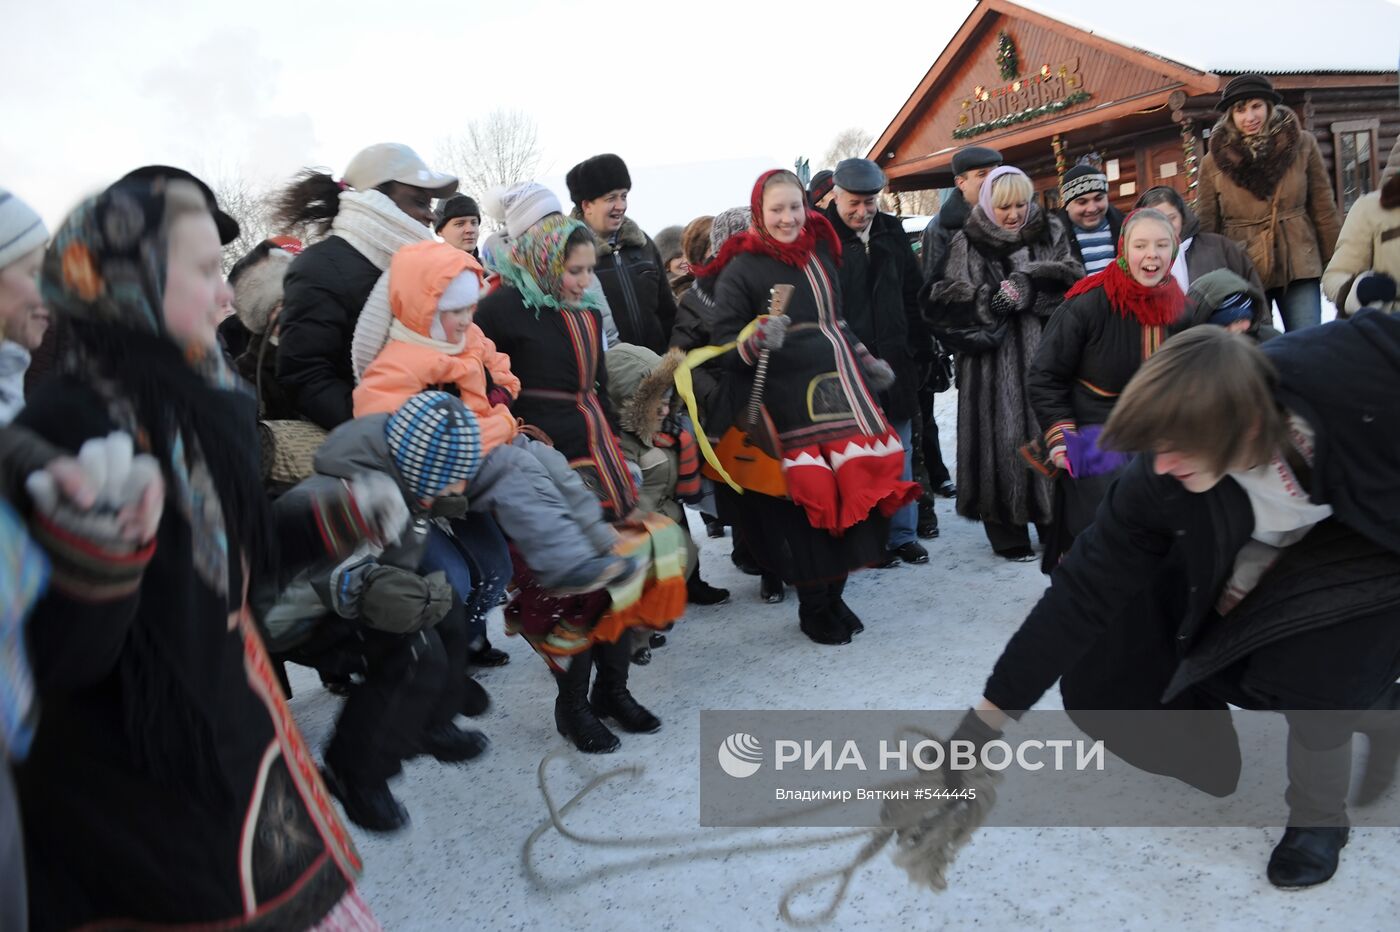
[921,166,1082,559]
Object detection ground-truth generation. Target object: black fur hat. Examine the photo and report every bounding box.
[566,153,632,204]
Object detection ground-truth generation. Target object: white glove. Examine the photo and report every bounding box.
[26,432,165,549]
[348,471,410,547]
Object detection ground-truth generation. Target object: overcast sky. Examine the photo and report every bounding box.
[3,0,977,234]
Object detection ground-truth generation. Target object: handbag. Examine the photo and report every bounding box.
[927,340,955,394]
[258,419,329,487]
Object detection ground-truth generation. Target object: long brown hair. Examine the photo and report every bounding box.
[1102,326,1286,474]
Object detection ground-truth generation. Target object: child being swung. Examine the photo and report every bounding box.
[355,241,627,593]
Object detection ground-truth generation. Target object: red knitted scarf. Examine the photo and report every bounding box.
[1064,257,1185,327]
[691,169,843,278]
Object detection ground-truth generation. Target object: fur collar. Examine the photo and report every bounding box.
[1382,172,1400,211]
[620,348,684,440]
[963,201,1049,253]
[1209,105,1301,202]
[572,212,649,257]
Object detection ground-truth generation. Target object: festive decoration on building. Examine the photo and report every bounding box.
[1179,120,1200,205]
[953,91,1091,139]
[996,31,1019,81]
[1052,134,1068,178]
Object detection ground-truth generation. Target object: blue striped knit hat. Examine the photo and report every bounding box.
[385,392,482,500]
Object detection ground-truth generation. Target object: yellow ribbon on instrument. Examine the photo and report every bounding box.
[670,318,765,495]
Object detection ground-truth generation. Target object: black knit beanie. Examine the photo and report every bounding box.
[434,194,481,233]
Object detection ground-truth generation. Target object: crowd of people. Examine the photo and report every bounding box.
[2,69,1400,929]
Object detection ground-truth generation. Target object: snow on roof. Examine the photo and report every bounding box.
[1015,0,1400,74]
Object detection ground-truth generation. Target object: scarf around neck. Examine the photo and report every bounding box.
[332,188,431,270]
[1064,211,1185,327]
[691,170,842,278]
[42,177,276,806]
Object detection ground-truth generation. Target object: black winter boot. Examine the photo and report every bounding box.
[420,723,491,763]
[590,640,662,734]
[552,649,620,753]
[321,764,409,834]
[1267,827,1349,888]
[760,572,785,603]
[687,572,731,606]
[827,576,863,635]
[797,586,851,646]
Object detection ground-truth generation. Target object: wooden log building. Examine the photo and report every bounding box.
[869,0,1400,217]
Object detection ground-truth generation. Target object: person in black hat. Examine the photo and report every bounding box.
[1196,73,1340,332]
[566,153,677,353]
[1056,163,1123,275]
[910,149,1003,525]
[120,165,241,246]
[807,170,836,210]
[918,146,1002,282]
[434,194,482,257]
[824,158,932,567]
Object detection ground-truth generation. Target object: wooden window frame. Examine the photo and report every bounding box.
[1330,119,1380,212]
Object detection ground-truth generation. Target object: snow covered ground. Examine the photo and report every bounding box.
[286,388,1392,931]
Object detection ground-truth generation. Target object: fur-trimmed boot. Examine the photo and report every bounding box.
[552,648,620,754]
[590,640,662,734]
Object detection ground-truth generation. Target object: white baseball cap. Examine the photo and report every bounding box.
[343,143,458,197]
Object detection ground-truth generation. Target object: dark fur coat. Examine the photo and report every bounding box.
[924,204,1082,526]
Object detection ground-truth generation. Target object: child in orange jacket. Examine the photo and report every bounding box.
[354,242,626,593]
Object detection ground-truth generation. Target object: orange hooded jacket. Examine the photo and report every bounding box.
[353,241,522,452]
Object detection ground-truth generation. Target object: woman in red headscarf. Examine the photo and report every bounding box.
[688,169,919,646]
[1027,207,1188,572]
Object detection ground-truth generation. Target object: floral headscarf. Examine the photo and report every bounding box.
[496,214,601,314]
[42,178,264,597]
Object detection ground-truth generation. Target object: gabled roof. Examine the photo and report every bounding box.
[1017,0,1400,74]
[867,0,1398,184]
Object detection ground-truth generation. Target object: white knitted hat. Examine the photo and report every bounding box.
[482,182,563,239]
[0,189,48,270]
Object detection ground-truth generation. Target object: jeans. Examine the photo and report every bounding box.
[420,513,512,649]
[888,419,917,547]
[1269,278,1322,332]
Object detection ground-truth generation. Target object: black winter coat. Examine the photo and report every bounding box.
[983,311,1400,787]
[475,285,636,517]
[15,377,359,929]
[275,236,382,430]
[669,279,724,417]
[825,207,931,422]
[918,189,971,283]
[1057,204,1124,270]
[1028,285,1167,438]
[591,218,678,354]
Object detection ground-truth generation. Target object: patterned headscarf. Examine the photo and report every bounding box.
[496,214,601,314]
[42,178,263,597]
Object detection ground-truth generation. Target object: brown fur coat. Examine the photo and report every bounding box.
[1195,105,1341,290]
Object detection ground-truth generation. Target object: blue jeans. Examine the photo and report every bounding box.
[888,419,917,547]
[1270,278,1322,332]
[420,513,512,648]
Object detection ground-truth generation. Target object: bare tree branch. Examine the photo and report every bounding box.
[435,110,543,231]
[822,128,875,170]
[208,171,279,274]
